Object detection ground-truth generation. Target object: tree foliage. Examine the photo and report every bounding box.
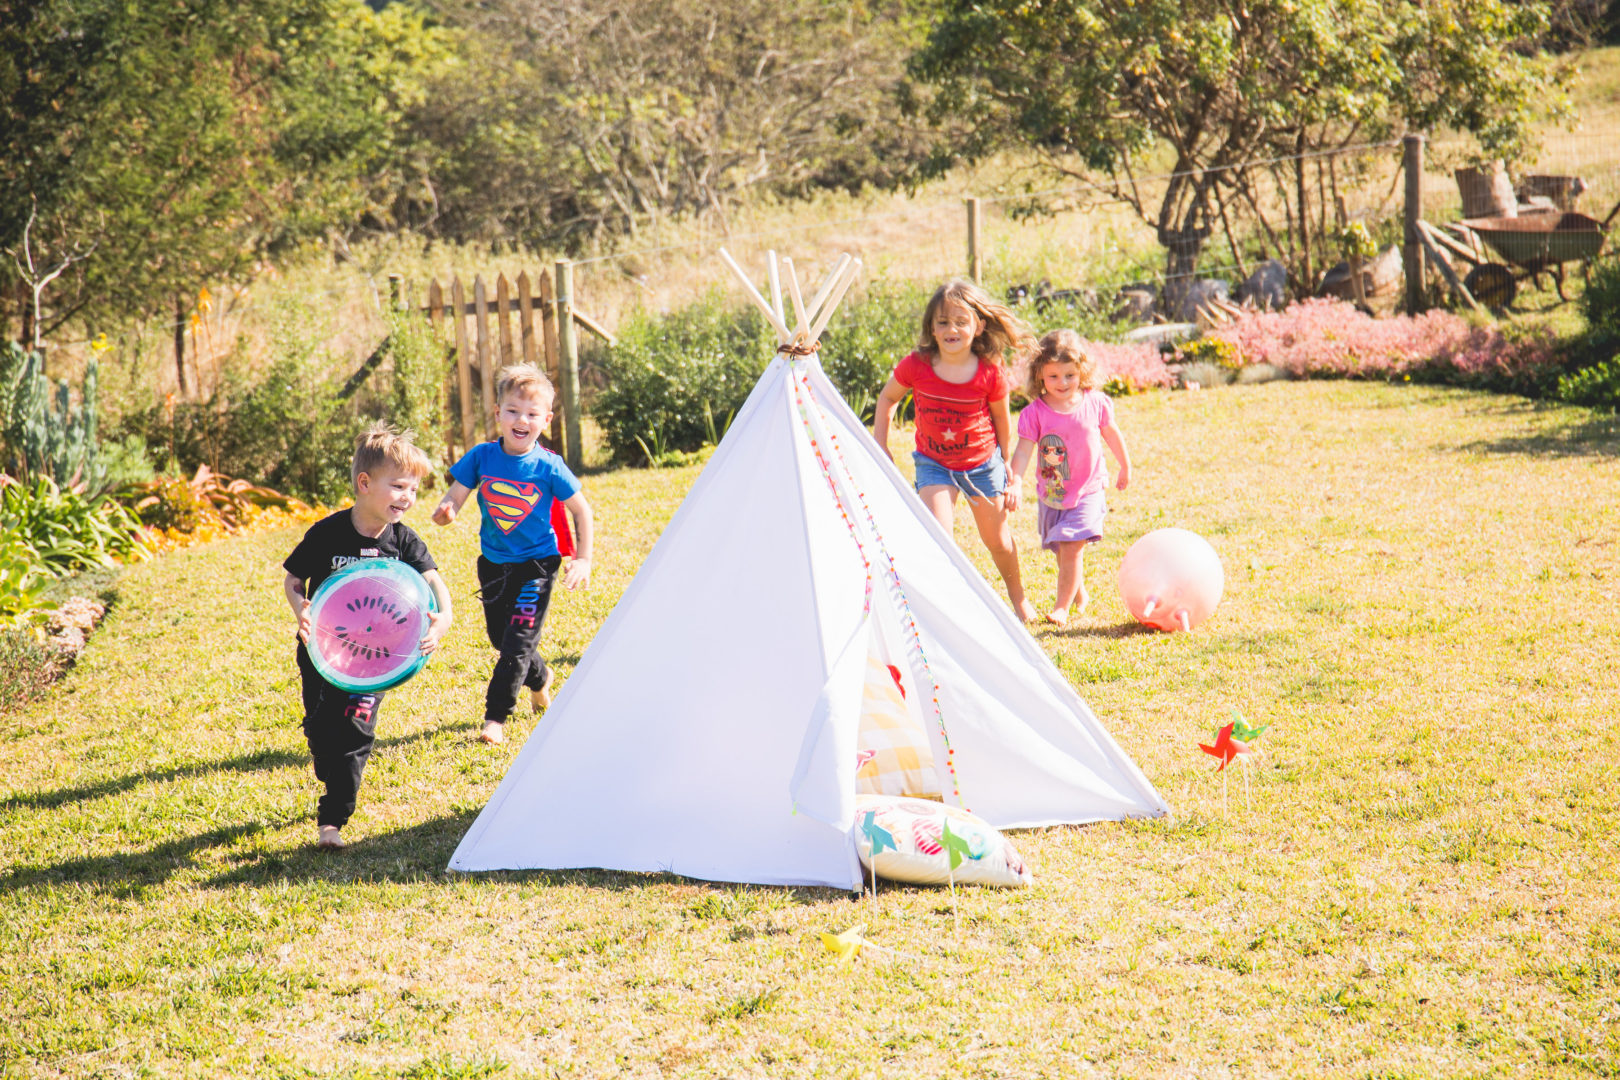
[0,0,450,339]
[403,0,936,249]
[910,0,1573,306]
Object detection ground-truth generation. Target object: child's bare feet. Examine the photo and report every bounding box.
[479,720,506,745]
[317,825,345,851]
[1075,587,1091,615]
[1014,598,1038,623]
[1044,608,1069,628]
[531,666,554,714]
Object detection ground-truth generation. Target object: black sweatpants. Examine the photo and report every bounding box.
[477,554,563,723]
[296,644,383,830]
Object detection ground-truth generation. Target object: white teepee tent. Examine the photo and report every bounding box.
[448,252,1168,888]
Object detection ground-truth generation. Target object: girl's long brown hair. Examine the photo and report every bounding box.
[917,278,1035,368]
[1024,328,1100,401]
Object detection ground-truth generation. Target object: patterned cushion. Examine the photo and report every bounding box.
[852,793,1032,888]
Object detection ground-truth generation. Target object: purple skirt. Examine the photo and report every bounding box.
[1037,492,1107,552]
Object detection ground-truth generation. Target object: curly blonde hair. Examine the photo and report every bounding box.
[918,278,1035,368]
[1024,329,1100,401]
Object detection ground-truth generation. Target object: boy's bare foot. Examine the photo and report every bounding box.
[317,825,345,851]
[1014,598,1038,623]
[1044,609,1069,628]
[479,720,506,745]
[531,666,554,713]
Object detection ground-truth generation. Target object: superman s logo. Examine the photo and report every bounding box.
[481,478,541,534]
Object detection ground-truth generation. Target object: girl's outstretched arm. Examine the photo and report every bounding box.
[432,481,473,526]
[1102,424,1132,490]
[871,377,906,462]
[1006,438,1034,513]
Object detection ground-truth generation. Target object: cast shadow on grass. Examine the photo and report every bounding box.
[0,725,454,814]
[1,823,264,898]
[206,811,847,907]
[1054,620,1158,640]
[1457,401,1620,459]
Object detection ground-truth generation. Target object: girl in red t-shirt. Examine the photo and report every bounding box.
[872,279,1038,621]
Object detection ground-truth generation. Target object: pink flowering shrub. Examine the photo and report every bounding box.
[1207,299,1564,394]
[1008,339,1173,401]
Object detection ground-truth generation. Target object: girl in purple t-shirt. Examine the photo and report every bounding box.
[1007,330,1132,627]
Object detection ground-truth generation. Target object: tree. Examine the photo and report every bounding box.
[0,0,447,358]
[909,0,1571,311]
[406,0,936,250]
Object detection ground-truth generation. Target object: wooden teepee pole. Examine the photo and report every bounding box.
[807,258,862,343]
[805,253,852,330]
[781,257,810,345]
[718,248,793,343]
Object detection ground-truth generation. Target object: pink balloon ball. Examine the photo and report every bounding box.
[1117,528,1224,633]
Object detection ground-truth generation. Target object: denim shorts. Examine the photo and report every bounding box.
[913,447,1007,499]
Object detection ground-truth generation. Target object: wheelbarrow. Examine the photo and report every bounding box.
[1452,209,1611,307]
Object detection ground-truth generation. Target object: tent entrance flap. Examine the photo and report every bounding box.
[854,602,943,801]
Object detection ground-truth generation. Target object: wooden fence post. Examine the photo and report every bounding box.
[473,276,495,439]
[1404,133,1426,314]
[555,260,583,471]
[495,273,515,367]
[426,279,456,462]
[537,271,565,453]
[450,276,475,450]
[966,197,983,284]
[517,271,539,367]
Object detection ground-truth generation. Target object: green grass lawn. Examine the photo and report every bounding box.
[4,381,1620,1078]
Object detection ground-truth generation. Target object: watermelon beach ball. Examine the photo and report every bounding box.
[306,558,437,693]
[1117,528,1224,633]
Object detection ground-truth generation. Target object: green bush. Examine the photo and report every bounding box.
[1558,356,1620,412]
[592,291,778,465]
[1580,254,1620,340]
[816,280,932,421]
[388,309,451,467]
[0,530,50,627]
[593,282,941,463]
[0,478,148,576]
[121,304,370,503]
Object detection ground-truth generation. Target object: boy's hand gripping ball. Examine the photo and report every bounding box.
[1117,528,1224,633]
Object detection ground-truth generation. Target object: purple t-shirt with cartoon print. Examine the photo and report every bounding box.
[1016,392,1115,510]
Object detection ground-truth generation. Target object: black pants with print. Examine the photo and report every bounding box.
[296,644,383,830]
[477,554,563,723]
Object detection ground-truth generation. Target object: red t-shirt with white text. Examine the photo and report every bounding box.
[892,352,1008,470]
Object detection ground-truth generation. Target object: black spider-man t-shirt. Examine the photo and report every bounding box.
[283,510,437,600]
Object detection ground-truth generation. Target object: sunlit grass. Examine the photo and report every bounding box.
[4,380,1619,1076]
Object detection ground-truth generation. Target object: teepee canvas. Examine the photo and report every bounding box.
[448,252,1168,888]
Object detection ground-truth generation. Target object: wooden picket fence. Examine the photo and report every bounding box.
[403,264,612,469]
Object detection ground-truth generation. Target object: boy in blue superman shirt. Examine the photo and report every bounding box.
[432,363,594,745]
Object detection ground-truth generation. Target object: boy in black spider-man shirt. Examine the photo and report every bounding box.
[282,424,452,851]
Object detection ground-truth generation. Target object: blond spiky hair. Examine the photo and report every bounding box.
[351,421,433,487]
[495,363,555,410]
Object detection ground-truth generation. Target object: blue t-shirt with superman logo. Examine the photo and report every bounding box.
[449,441,581,563]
